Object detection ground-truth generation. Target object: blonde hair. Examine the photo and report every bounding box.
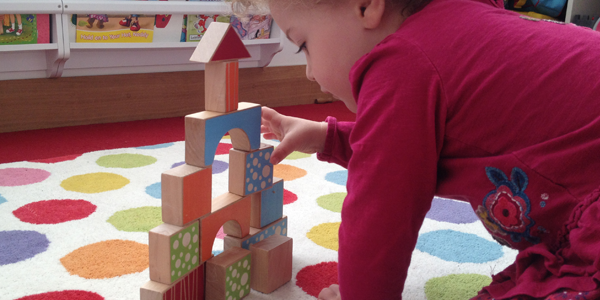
[228,0,432,17]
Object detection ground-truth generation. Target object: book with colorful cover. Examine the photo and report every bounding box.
[186,15,230,42]
[76,14,155,43]
[230,15,273,40]
[0,14,50,45]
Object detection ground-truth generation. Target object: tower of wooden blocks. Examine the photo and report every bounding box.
[140,22,293,300]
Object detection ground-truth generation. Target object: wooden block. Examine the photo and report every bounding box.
[250,235,293,294]
[140,265,205,300]
[224,216,288,251]
[205,61,239,113]
[189,22,251,63]
[149,221,200,285]
[206,247,252,300]
[161,164,212,227]
[185,102,261,168]
[251,177,283,228]
[229,144,274,196]
[199,192,251,264]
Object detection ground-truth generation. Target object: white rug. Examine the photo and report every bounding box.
[0,137,517,300]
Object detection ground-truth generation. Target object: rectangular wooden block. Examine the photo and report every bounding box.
[251,177,284,228]
[229,143,274,196]
[224,216,288,251]
[206,247,252,300]
[149,221,200,285]
[205,61,239,113]
[250,234,293,294]
[161,164,212,227]
[140,265,205,300]
[199,192,251,264]
[185,102,261,168]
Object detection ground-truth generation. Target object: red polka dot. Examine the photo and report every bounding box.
[216,143,233,155]
[15,290,104,300]
[296,261,339,297]
[30,154,82,163]
[13,200,97,224]
[283,189,298,205]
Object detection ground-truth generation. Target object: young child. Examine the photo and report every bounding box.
[231,0,600,299]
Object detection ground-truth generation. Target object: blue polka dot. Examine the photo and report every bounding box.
[212,160,228,174]
[136,142,175,150]
[416,230,503,263]
[0,230,50,265]
[171,161,185,169]
[426,197,479,224]
[212,250,223,256]
[145,182,161,199]
[0,194,6,205]
[325,170,348,186]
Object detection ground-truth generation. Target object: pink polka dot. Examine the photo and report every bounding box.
[0,168,51,187]
[215,226,225,239]
[13,200,97,224]
[15,290,104,300]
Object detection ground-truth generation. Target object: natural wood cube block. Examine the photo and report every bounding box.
[250,234,293,294]
[161,164,211,227]
[205,61,239,113]
[206,247,252,300]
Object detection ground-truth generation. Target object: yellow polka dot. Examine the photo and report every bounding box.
[274,164,307,181]
[60,239,148,279]
[61,172,129,193]
[307,222,340,251]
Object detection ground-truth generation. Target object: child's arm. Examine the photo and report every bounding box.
[261,106,328,164]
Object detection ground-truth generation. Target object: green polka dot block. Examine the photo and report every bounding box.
[206,247,252,300]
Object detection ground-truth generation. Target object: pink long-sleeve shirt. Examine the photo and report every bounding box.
[317,0,600,298]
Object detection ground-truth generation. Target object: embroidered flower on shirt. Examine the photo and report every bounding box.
[478,167,540,245]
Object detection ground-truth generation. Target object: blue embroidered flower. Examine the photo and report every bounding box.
[477,167,540,245]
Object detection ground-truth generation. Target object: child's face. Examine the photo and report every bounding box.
[271,1,386,113]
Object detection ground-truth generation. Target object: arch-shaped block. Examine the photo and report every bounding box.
[185,102,261,168]
[199,192,251,264]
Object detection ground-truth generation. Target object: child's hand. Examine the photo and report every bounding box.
[261,106,327,165]
[318,284,341,300]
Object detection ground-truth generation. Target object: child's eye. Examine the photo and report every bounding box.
[295,42,307,54]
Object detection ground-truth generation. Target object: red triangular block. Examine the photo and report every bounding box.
[212,27,251,62]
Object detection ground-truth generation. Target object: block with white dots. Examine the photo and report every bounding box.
[206,247,252,300]
[229,143,274,196]
[149,221,200,285]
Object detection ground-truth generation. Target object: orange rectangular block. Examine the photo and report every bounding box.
[206,247,252,300]
[205,61,239,113]
[250,234,293,293]
[199,192,251,264]
[161,164,211,227]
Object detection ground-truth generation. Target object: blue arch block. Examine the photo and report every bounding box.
[185,102,261,167]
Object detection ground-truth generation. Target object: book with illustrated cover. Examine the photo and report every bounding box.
[230,15,273,40]
[186,14,230,42]
[0,14,50,45]
[76,14,155,43]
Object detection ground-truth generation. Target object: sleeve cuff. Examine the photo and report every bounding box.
[316,116,338,162]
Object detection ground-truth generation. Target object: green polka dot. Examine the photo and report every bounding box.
[317,193,346,212]
[107,206,162,232]
[424,274,492,300]
[285,151,311,160]
[61,172,129,193]
[226,253,251,299]
[170,222,200,282]
[96,154,157,168]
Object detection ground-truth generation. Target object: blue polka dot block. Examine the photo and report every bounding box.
[251,177,284,228]
[229,143,274,196]
[223,216,288,250]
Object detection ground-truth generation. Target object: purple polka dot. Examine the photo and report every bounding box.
[0,230,50,265]
[171,160,228,174]
[0,168,51,187]
[212,160,228,174]
[426,197,479,224]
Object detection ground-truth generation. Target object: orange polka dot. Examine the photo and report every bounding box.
[60,239,148,279]
[274,164,307,181]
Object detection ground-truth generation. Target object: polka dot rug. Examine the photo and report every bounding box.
[0,138,518,300]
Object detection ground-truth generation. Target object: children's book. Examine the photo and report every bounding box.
[186,15,230,42]
[76,14,155,43]
[230,15,273,40]
[0,14,50,45]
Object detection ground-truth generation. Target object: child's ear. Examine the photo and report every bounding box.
[354,0,386,29]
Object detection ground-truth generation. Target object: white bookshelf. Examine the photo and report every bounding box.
[0,0,284,80]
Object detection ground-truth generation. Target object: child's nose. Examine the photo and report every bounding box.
[305,64,315,82]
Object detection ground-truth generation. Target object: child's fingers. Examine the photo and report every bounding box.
[318,285,341,300]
